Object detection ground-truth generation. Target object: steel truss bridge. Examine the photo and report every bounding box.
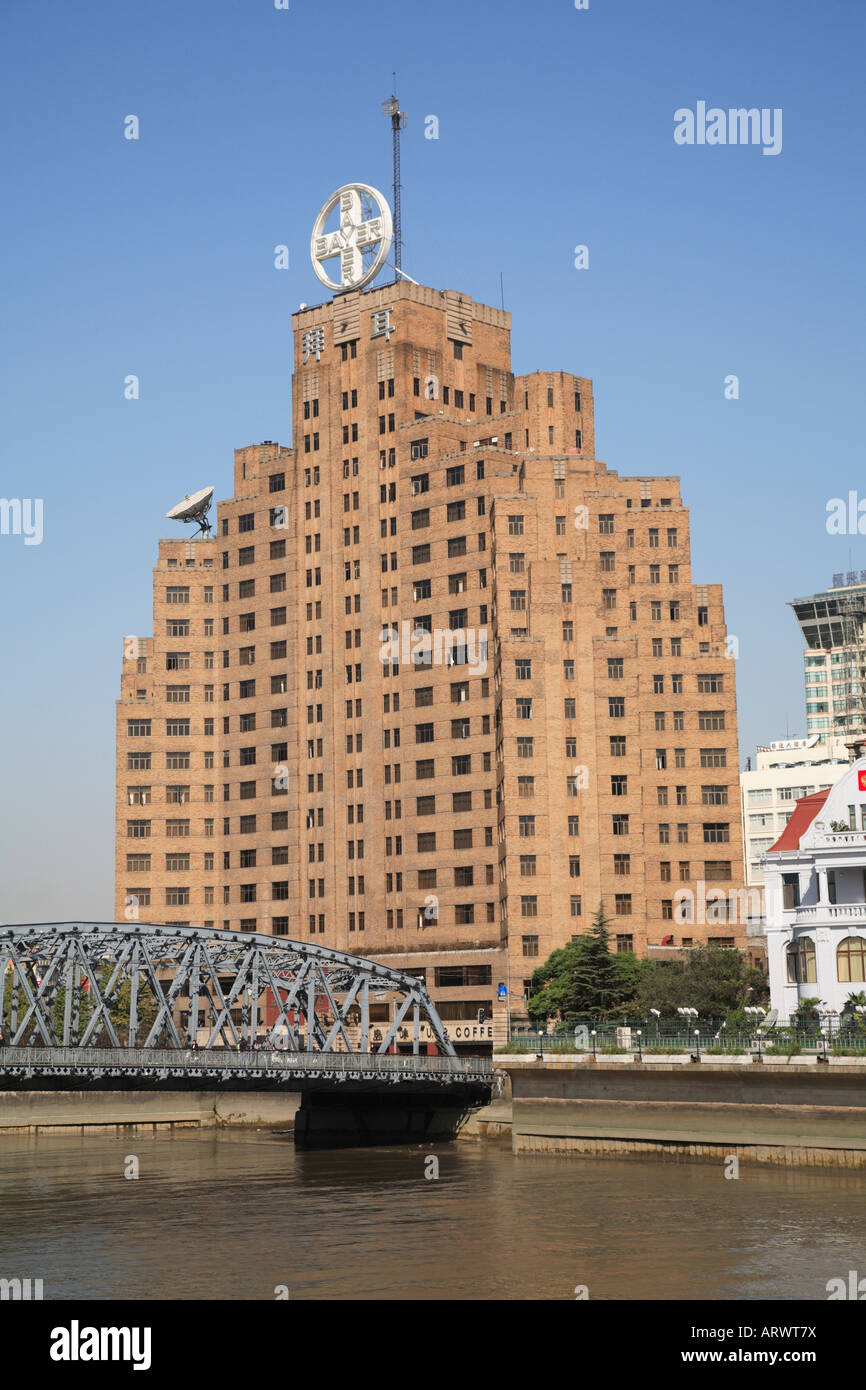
[0,923,491,1087]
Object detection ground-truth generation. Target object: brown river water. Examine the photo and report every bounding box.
[0,1131,863,1300]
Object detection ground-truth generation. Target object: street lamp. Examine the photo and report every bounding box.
[677,1006,698,1041]
[744,1006,765,1058]
[649,1008,660,1040]
[693,1028,701,1062]
[590,1028,597,1061]
[635,1028,643,1063]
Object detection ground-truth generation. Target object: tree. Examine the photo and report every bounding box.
[636,946,768,1019]
[790,996,823,1033]
[1,962,159,1045]
[1,970,93,1042]
[527,903,643,1021]
[565,904,621,1014]
[840,991,866,1032]
[527,942,582,1022]
[103,973,160,1045]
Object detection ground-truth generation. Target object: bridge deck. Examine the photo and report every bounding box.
[0,1046,493,1091]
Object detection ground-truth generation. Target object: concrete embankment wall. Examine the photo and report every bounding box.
[0,1091,300,1133]
[468,1059,866,1168]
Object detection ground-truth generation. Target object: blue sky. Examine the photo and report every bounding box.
[0,0,863,921]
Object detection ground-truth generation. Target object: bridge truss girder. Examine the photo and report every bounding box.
[0,923,455,1057]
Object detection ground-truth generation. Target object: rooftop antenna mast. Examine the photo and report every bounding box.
[382,77,407,275]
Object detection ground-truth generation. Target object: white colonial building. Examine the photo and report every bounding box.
[764,755,866,1023]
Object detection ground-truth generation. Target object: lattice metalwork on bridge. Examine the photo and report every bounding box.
[0,923,455,1057]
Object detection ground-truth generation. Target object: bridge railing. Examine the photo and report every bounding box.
[0,1045,493,1080]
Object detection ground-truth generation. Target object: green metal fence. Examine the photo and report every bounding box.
[504,1026,866,1055]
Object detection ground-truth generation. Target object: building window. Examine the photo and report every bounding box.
[837,936,866,982]
[786,937,817,984]
[703,823,730,843]
[702,786,728,806]
[704,860,731,880]
[700,748,727,768]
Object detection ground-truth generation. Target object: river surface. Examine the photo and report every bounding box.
[0,1131,862,1300]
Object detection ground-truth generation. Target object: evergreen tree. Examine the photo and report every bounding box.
[565,904,620,1014]
[527,903,641,1021]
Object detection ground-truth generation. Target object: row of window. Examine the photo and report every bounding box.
[385,791,495,816]
[128,884,290,906]
[557,586,705,617]
[600,559,683,584]
[598,515,679,542]
[384,828,495,853]
[164,586,214,604]
[127,810,292,838]
[162,622,216,639]
[164,556,213,570]
[606,662,724,693]
[127,753,217,770]
[133,711,287,738]
[123,851,717,885]
[604,700,726,728]
[215,566,289,604]
[409,499,487,531]
[787,936,866,983]
[126,850,290,872]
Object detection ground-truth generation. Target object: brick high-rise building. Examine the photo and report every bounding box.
[116,277,746,1047]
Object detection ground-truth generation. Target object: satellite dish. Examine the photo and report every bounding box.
[166,486,214,537]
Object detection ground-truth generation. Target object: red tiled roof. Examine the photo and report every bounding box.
[768,788,831,852]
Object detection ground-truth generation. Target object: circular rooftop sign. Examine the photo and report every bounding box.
[310,183,393,294]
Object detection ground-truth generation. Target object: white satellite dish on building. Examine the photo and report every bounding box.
[166,485,214,537]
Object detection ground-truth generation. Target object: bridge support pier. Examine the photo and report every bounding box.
[293,1089,471,1150]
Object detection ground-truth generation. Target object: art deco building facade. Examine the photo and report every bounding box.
[116,279,746,1043]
